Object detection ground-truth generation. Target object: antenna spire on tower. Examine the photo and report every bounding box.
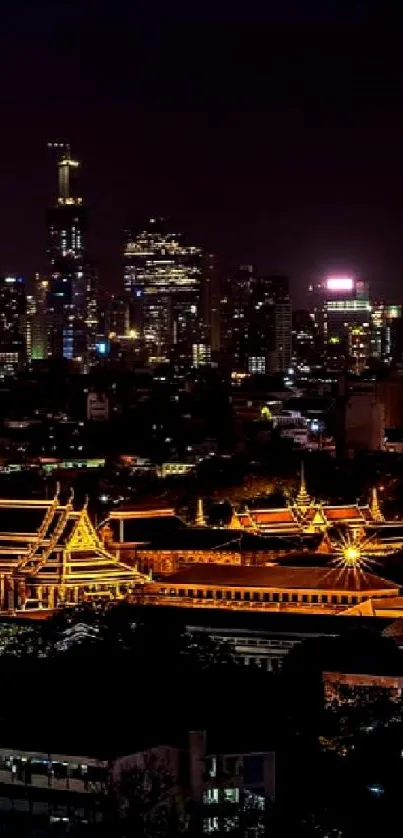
[47,141,81,204]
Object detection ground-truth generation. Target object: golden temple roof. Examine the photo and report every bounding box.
[0,493,148,592]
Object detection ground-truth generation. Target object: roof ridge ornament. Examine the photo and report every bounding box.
[295,460,312,509]
[370,486,384,523]
[195,498,206,527]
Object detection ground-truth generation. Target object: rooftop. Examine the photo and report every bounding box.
[248,509,297,524]
[134,528,320,553]
[161,563,398,593]
[322,506,365,521]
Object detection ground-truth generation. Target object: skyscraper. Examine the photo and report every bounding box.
[0,276,26,335]
[313,276,371,373]
[31,273,48,361]
[223,269,292,375]
[264,275,292,374]
[201,253,221,355]
[123,217,204,364]
[371,303,403,364]
[0,276,27,374]
[292,309,320,372]
[46,143,94,367]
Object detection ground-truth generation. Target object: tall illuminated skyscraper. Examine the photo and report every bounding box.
[316,276,371,372]
[0,276,26,336]
[124,217,204,364]
[30,273,48,360]
[0,276,27,374]
[46,143,95,366]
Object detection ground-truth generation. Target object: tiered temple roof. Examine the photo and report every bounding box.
[229,501,375,534]
[227,471,401,552]
[0,492,148,613]
[235,508,302,534]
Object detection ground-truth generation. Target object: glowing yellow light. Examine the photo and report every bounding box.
[128,329,137,339]
[344,546,360,564]
[261,406,272,421]
[57,197,83,206]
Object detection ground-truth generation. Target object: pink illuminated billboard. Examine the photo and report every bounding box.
[326,276,354,291]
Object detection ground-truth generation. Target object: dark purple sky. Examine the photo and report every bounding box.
[1,6,403,304]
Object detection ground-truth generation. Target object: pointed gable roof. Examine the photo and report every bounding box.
[64,506,105,553]
[26,505,148,587]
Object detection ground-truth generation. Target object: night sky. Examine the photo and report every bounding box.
[1,6,403,304]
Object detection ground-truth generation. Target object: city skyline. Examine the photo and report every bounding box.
[0,15,403,304]
[0,11,402,834]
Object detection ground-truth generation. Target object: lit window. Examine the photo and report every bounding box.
[203,817,219,832]
[224,788,239,803]
[203,788,219,804]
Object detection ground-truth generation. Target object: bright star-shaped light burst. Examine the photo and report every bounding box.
[329,528,379,574]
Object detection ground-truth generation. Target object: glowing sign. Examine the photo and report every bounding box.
[326,276,354,291]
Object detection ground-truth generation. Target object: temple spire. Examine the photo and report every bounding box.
[195,498,206,527]
[370,486,384,523]
[296,461,311,508]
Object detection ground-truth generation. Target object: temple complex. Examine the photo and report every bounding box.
[102,473,403,577]
[0,477,399,618]
[101,492,403,617]
[226,472,403,558]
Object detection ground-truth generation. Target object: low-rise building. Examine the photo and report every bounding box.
[0,747,107,828]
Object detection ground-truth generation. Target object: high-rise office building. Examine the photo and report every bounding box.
[292,309,321,372]
[265,275,292,373]
[123,217,204,364]
[312,276,372,373]
[0,276,26,335]
[201,253,220,355]
[30,273,48,360]
[311,276,403,374]
[84,262,98,364]
[221,265,254,370]
[25,293,35,362]
[100,293,131,339]
[371,303,403,364]
[223,268,292,375]
[46,143,95,367]
[0,276,27,375]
